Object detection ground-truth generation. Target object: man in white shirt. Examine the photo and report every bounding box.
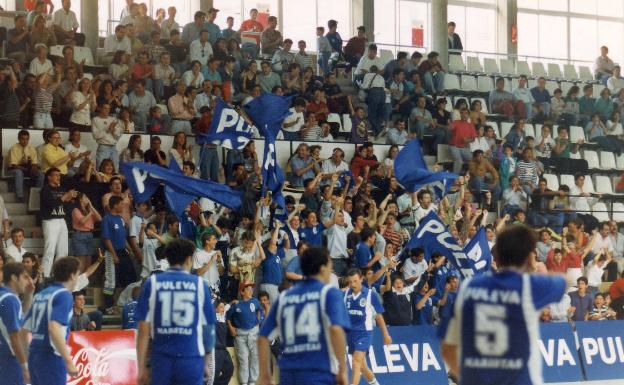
[4,228,28,262]
[402,248,428,285]
[548,293,573,322]
[512,75,535,119]
[607,65,624,95]
[414,189,437,225]
[591,222,614,255]
[103,25,132,60]
[325,209,350,277]
[193,233,223,295]
[92,103,123,171]
[120,2,139,27]
[65,128,91,177]
[160,6,179,40]
[194,80,217,117]
[271,39,295,73]
[355,43,385,78]
[52,0,84,46]
[281,97,306,140]
[569,174,598,214]
[320,148,349,187]
[189,30,213,67]
[609,220,624,272]
[28,44,54,76]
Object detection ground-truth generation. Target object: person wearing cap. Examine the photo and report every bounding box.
[226,282,262,385]
[344,26,368,69]
[182,11,208,44]
[607,65,624,95]
[205,8,222,45]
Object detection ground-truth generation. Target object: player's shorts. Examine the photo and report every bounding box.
[347,330,373,354]
[280,369,336,385]
[29,350,66,385]
[0,354,23,385]
[150,352,204,385]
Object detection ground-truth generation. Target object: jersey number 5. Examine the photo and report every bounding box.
[282,303,321,345]
[474,303,509,356]
[158,291,195,327]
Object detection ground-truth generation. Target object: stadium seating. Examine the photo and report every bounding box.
[543,174,559,191]
[466,56,483,73]
[449,54,466,72]
[547,63,563,79]
[499,59,516,75]
[483,58,499,74]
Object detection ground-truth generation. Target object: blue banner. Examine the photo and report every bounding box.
[243,93,293,138]
[404,211,476,279]
[196,98,253,150]
[120,162,243,210]
[576,320,624,381]
[463,227,493,274]
[538,322,584,382]
[394,139,458,193]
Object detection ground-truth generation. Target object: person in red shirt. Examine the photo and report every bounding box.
[344,26,368,69]
[563,227,596,286]
[239,8,264,59]
[194,105,212,134]
[306,89,330,122]
[609,277,624,319]
[448,107,476,173]
[546,248,568,273]
[132,52,154,94]
[350,142,378,179]
[25,0,53,12]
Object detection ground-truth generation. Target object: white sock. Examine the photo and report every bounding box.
[368,378,380,385]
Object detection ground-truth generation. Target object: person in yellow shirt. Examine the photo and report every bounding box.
[41,129,77,175]
[7,129,45,201]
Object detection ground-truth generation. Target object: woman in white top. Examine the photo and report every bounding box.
[383,145,399,178]
[117,107,135,133]
[534,124,556,159]
[469,125,491,155]
[169,131,195,168]
[182,60,205,88]
[69,77,97,131]
[606,111,624,137]
[550,88,566,120]
[109,50,132,81]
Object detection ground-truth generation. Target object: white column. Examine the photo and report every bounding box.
[80,0,98,56]
[497,0,517,57]
[431,0,449,69]
[352,0,374,41]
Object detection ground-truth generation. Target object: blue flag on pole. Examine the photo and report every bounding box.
[463,226,493,274]
[244,93,293,138]
[394,139,458,194]
[195,98,253,150]
[120,162,243,210]
[404,211,475,279]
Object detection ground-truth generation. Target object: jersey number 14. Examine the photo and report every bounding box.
[282,303,321,345]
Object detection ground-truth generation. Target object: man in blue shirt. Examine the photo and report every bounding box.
[354,227,382,270]
[258,246,350,385]
[227,283,261,385]
[136,239,216,385]
[101,196,135,313]
[23,257,81,385]
[0,263,34,385]
[344,268,391,385]
[442,225,566,385]
[298,211,325,247]
[261,225,283,304]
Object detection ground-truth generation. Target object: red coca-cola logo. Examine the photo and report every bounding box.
[67,331,137,385]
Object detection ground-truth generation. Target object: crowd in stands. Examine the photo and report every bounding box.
[1,2,624,384]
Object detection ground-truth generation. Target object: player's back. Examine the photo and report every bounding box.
[138,268,215,357]
[0,287,20,357]
[263,278,349,374]
[24,283,72,353]
[449,270,564,385]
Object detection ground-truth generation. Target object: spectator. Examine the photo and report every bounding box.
[69,77,96,132]
[489,78,516,118]
[6,15,29,64]
[468,149,501,202]
[52,0,84,46]
[361,65,389,136]
[160,6,179,40]
[344,26,367,68]
[92,103,123,171]
[410,95,435,139]
[40,168,76,276]
[412,279,438,325]
[569,174,600,231]
[204,8,221,44]
[529,179,564,233]
[153,52,175,102]
[42,129,75,175]
[193,233,224,295]
[448,108,476,174]
[258,60,282,93]
[102,177,132,223]
[7,129,45,202]
[169,131,194,168]
[502,176,526,216]
[271,39,295,74]
[103,25,131,63]
[70,291,102,331]
[165,29,189,75]
[595,45,615,85]
[168,82,196,134]
[418,51,445,96]
[447,21,463,53]
[71,193,101,269]
[355,44,384,78]
[221,15,235,41]
[512,75,534,119]
[261,16,282,56]
[589,292,617,320]
[290,143,320,188]
[5,228,27,262]
[29,16,57,53]
[128,79,157,131]
[189,29,213,69]
[294,40,314,71]
[316,26,332,76]
[227,283,261,385]
[182,11,208,44]
[239,8,264,58]
[386,118,409,145]
[530,77,551,116]
[516,147,540,195]
[607,65,624,95]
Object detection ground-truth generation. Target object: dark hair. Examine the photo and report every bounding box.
[300,246,330,276]
[73,290,87,299]
[10,227,24,237]
[3,262,27,285]
[109,195,123,210]
[346,268,362,278]
[577,276,588,285]
[411,51,423,59]
[493,225,537,268]
[18,129,30,138]
[165,239,196,266]
[52,256,81,282]
[360,227,376,242]
[45,167,61,180]
[258,291,270,301]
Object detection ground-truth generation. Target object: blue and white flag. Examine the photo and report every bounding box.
[262,136,287,218]
[196,98,253,150]
[463,226,493,274]
[120,162,243,210]
[244,93,293,138]
[404,211,475,279]
[394,139,458,195]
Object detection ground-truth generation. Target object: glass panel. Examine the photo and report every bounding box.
[214,0,244,29]
[151,0,195,28]
[375,0,396,50]
[570,18,597,62]
[282,0,316,50]
[517,0,538,9]
[398,0,428,50]
[597,0,624,17]
[538,15,567,59]
[243,0,279,29]
[569,0,596,14]
[598,20,624,68]
[465,7,496,53]
[517,12,539,57]
[317,0,350,36]
[538,0,567,11]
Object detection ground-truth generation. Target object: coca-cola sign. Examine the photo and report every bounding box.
[67,330,137,385]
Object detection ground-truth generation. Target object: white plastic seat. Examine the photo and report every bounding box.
[531,62,547,78]
[443,74,461,90]
[595,175,614,194]
[487,122,500,138]
[547,63,563,79]
[472,97,488,114]
[545,81,559,94]
[563,64,579,80]
[593,202,610,222]
[379,49,394,68]
[569,151,581,159]
[560,81,574,95]
[528,79,538,89]
[477,76,494,93]
[483,58,499,74]
[511,78,519,90]
[437,144,453,164]
[156,104,168,115]
[500,122,514,138]
[342,113,352,133]
[327,113,342,131]
[583,150,600,169]
[543,174,559,191]
[559,174,575,189]
[578,66,594,81]
[593,84,605,98]
[517,61,531,76]
[584,175,595,193]
[524,124,535,138]
[74,46,95,65]
[461,75,478,91]
[612,202,624,222]
[438,96,453,112]
[617,154,624,169]
[449,55,466,72]
[500,59,516,75]
[49,45,64,58]
[569,126,585,142]
[466,56,483,73]
[600,151,617,169]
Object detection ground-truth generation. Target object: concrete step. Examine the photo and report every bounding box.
[5,203,28,215]
[1,192,18,203]
[0,181,8,193]
[10,214,37,228]
[21,228,43,238]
